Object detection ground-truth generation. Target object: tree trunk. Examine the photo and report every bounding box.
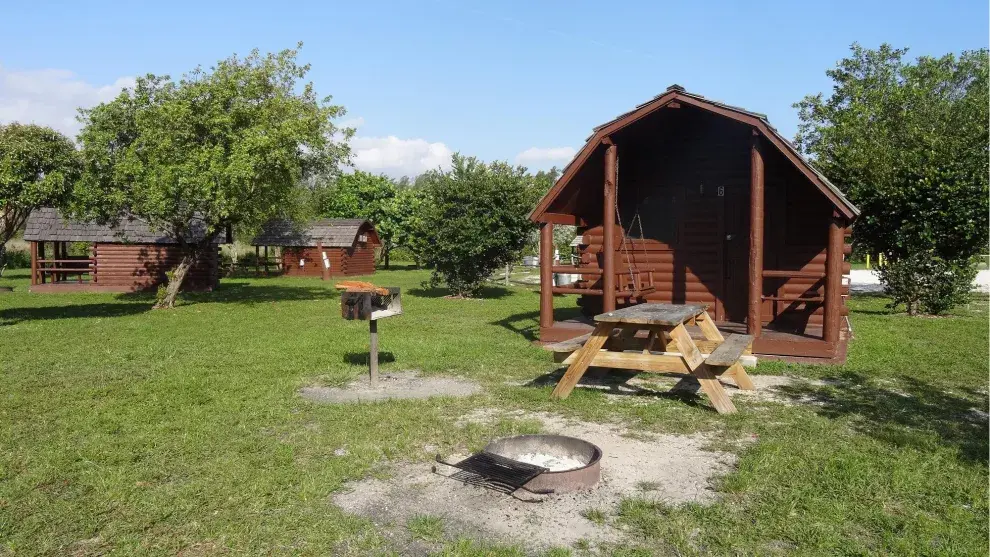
[154,253,195,309]
[383,245,390,270]
[228,244,238,276]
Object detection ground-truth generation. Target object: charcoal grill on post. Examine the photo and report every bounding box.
[338,283,402,384]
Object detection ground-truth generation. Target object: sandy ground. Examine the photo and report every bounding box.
[299,371,481,404]
[332,409,736,553]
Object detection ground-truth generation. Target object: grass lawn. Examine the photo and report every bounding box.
[1,267,987,555]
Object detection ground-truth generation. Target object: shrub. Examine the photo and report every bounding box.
[414,155,544,297]
[877,254,976,315]
[2,248,30,269]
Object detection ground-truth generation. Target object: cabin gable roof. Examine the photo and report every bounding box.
[530,85,859,222]
[251,218,378,248]
[23,208,216,244]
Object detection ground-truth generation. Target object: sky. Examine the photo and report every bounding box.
[1,0,987,178]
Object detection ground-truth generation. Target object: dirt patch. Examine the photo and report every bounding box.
[299,371,481,404]
[333,409,735,552]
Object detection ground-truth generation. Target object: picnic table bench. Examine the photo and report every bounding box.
[545,303,755,414]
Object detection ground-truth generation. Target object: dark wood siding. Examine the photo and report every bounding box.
[280,243,376,277]
[571,106,848,330]
[93,243,218,291]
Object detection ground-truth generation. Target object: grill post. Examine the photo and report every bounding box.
[369,319,379,384]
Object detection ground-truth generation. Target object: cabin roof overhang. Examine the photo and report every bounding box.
[530,86,859,223]
[250,218,378,248]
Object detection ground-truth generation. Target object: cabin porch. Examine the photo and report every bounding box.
[529,86,859,363]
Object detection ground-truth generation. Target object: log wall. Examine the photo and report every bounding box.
[280,244,376,277]
[93,243,219,291]
[568,106,848,333]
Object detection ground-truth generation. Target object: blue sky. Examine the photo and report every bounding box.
[1,0,986,177]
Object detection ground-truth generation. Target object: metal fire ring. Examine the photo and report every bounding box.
[484,434,602,493]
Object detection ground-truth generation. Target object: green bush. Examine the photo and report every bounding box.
[413,155,544,297]
[2,248,31,269]
[877,254,976,315]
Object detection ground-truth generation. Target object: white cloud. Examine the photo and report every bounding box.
[0,65,135,138]
[338,116,365,130]
[515,146,576,167]
[350,135,452,178]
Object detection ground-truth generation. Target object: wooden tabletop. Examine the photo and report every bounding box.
[593,303,709,326]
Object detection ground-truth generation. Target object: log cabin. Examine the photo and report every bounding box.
[250,219,379,278]
[531,85,859,362]
[23,208,220,292]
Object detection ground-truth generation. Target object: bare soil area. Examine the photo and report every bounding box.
[299,371,481,404]
[332,409,736,553]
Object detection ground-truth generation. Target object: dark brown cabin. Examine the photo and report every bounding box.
[23,208,220,293]
[250,219,380,278]
[531,85,859,362]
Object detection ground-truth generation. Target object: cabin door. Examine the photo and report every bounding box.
[721,185,749,322]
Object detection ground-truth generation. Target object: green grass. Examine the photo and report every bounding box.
[407,515,445,543]
[0,268,986,555]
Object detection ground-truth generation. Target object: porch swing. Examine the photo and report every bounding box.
[614,202,656,300]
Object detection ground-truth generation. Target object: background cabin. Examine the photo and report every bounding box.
[251,219,379,278]
[23,208,220,293]
[530,85,859,362]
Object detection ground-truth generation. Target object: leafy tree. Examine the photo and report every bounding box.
[392,185,430,266]
[0,123,79,275]
[414,154,546,297]
[74,44,351,308]
[795,44,989,314]
[317,171,401,268]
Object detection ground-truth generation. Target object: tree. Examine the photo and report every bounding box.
[0,123,79,275]
[414,154,545,297]
[74,44,351,308]
[317,171,400,268]
[795,44,989,314]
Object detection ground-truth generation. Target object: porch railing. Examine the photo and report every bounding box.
[34,257,95,284]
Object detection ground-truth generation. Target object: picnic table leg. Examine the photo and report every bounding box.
[696,310,724,342]
[551,323,614,400]
[668,324,736,414]
[720,362,755,391]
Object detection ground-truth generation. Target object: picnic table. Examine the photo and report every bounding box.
[547,303,755,414]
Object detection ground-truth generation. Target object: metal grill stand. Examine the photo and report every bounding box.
[369,319,378,384]
[338,283,402,386]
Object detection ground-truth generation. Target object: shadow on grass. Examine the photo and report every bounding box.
[778,372,989,464]
[0,302,150,325]
[522,368,706,408]
[344,351,396,365]
[407,285,513,299]
[491,307,586,342]
[115,282,337,306]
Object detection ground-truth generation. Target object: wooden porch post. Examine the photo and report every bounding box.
[747,131,765,337]
[603,138,617,313]
[539,222,554,330]
[38,242,46,284]
[255,245,260,276]
[29,241,37,286]
[823,214,844,343]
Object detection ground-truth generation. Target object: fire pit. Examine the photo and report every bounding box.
[439,434,602,494]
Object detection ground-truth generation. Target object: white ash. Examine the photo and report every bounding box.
[511,452,586,471]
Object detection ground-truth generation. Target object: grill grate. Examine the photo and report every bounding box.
[439,451,548,494]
